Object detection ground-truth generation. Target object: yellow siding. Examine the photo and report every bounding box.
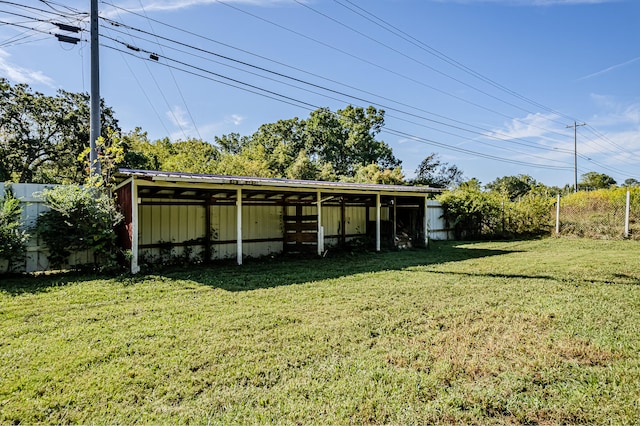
[345,206,366,235]
[138,198,397,261]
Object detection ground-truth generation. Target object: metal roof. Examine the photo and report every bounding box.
[115,168,440,195]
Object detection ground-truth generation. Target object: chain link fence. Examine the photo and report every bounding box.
[553,189,639,240]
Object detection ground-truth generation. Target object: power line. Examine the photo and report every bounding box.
[0,1,86,19]
[100,39,575,172]
[295,0,559,123]
[100,16,575,160]
[0,19,84,43]
[100,1,602,161]
[333,0,578,125]
[106,6,189,141]
[101,43,318,112]
[7,1,631,181]
[136,0,203,141]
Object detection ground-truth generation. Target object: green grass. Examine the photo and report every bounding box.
[2,239,640,424]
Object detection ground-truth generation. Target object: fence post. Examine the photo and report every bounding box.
[625,190,631,238]
[555,194,561,234]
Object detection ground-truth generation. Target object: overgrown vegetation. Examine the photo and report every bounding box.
[35,180,123,270]
[438,179,554,239]
[1,239,639,424]
[558,187,640,239]
[0,188,29,272]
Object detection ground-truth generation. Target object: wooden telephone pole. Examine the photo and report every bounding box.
[89,0,101,177]
[567,121,586,192]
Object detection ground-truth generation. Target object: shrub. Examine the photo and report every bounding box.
[0,189,29,272]
[558,187,639,239]
[438,186,502,239]
[438,186,554,240]
[36,182,123,270]
[504,194,555,237]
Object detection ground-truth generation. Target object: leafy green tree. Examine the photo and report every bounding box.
[249,117,307,177]
[437,183,501,239]
[214,105,400,181]
[286,150,323,180]
[350,163,405,185]
[411,153,463,188]
[0,78,120,184]
[579,172,616,190]
[623,178,639,187]
[36,181,123,270]
[161,139,219,174]
[119,128,160,171]
[214,132,250,155]
[0,188,29,272]
[213,146,274,178]
[486,174,537,201]
[306,106,399,177]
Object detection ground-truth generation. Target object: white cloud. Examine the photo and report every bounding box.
[589,95,640,127]
[0,49,54,87]
[430,0,617,4]
[166,105,190,129]
[578,56,640,81]
[227,114,245,126]
[103,0,299,15]
[489,112,565,143]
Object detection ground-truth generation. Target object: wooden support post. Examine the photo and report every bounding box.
[236,188,242,265]
[376,193,381,252]
[204,201,211,262]
[625,190,631,238]
[424,196,429,247]
[131,179,140,274]
[392,196,397,245]
[317,191,323,256]
[340,196,346,246]
[556,194,561,235]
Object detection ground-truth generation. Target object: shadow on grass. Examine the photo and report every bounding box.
[135,241,517,292]
[0,270,111,296]
[413,268,640,287]
[0,241,517,295]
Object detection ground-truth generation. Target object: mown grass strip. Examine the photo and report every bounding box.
[1,239,640,424]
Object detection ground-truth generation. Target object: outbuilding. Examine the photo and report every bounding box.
[114,169,441,273]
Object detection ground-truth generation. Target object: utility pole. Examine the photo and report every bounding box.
[89,0,101,177]
[566,121,585,192]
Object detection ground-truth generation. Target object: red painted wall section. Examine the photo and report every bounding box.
[115,183,133,250]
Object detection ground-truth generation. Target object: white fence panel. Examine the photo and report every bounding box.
[427,200,453,241]
[1,183,93,273]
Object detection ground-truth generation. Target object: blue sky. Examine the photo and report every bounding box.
[1,0,639,187]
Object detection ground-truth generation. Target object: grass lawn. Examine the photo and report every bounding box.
[2,238,640,424]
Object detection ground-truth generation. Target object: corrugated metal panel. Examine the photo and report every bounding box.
[345,206,367,235]
[116,168,441,195]
[321,205,340,236]
[139,203,206,240]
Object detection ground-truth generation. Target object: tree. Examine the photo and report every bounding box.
[249,117,308,177]
[410,153,463,188]
[0,188,29,272]
[350,163,405,185]
[36,182,123,270]
[213,146,274,178]
[161,139,219,174]
[306,106,400,177]
[579,172,616,190]
[623,178,639,187]
[486,174,537,201]
[0,79,120,184]
[214,132,250,155]
[214,105,401,181]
